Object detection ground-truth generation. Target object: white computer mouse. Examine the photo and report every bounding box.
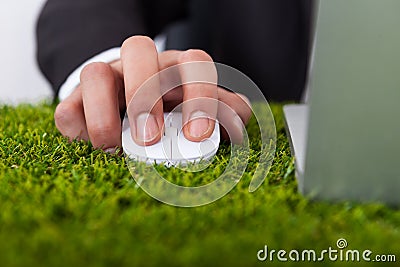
[122,112,220,166]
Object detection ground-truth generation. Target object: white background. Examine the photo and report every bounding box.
[0,0,52,105]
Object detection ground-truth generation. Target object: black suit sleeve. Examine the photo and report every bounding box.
[36,0,187,96]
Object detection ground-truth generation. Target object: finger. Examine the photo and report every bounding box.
[54,86,89,141]
[80,62,122,152]
[217,89,252,144]
[109,60,127,115]
[158,50,182,70]
[121,36,163,146]
[178,50,218,142]
[157,50,184,111]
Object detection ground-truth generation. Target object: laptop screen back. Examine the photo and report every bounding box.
[304,0,400,205]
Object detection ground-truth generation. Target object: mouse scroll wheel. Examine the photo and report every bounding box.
[166,116,173,127]
[163,117,173,136]
[164,127,178,137]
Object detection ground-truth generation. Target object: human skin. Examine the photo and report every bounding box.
[54,36,252,152]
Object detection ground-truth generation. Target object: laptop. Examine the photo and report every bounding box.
[284,0,400,205]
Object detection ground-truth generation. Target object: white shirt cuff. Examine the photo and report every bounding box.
[58,47,121,101]
[58,35,167,101]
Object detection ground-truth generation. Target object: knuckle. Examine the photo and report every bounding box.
[242,100,253,124]
[88,123,117,147]
[54,102,76,128]
[237,94,252,123]
[80,62,111,83]
[237,93,251,108]
[178,49,213,63]
[242,107,252,124]
[121,35,155,54]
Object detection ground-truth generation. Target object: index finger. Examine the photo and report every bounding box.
[121,36,164,146]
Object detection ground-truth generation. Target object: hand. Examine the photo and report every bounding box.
[54,36,252,153]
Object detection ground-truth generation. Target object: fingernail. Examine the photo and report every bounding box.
[136,113,159,142]
[104,147,117,154]
[188,111,212,138]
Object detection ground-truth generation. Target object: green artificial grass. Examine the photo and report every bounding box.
[0,103,399,267]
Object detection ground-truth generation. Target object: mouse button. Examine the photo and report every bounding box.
[198,139,217,156]
[208,125,221,147]
[176,133,201,159]
[121,116,130,132]
[161,136,172,160]
[171,134,186,160]
[122,128,145,157]
[121,116,133,142]
[142,140,165,159]
[125,141,147,159]
[170,112,182,129]
[164,113,173,128]
[164,127,178,137]
[210,120,220,137]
